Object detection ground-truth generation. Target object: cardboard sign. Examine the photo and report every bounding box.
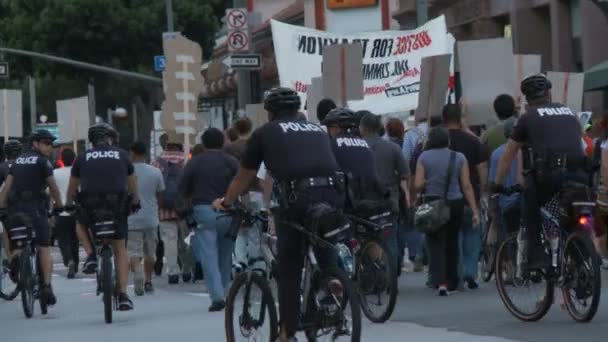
[458,38,515,126]
[322,43,364,107]
[245,103,267,129]
[56,96,90,143]
[547,72,585,113]
[161,33,204,151]
[271,16,452,114]
[415,54,451,121]
[306,77,324,124]
[0,89,23,138]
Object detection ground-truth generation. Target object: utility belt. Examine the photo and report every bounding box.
[275,173,345,208]
[8,190,48,210]
[76,191,130,215]
[523,148,586,178]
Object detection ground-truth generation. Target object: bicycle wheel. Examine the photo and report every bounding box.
[480,230,495,282]
[101,248,113,324]
[20,249,35,318]
[305,267,361,342]
[37,254,47,315]
[561,231,601,322]
[495,233,553,322]
[0,249,19,301]
[356,240,397,323]
[225,272,278,342]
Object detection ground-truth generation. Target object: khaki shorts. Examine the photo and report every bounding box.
[127,229,157,259]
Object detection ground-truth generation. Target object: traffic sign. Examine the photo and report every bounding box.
[154,55,166,72]
[0,62,8,79]
[226,8,248,30]
[228,31,250,52]
[222,54,262,69]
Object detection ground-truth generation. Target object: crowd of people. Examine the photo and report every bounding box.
[0,72,606,342]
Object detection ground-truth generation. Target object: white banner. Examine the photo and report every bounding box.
[271,15,452,114]
[0,90,23,138]
[56,96,90,143]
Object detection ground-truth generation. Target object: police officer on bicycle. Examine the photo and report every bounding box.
[66,123,140,310]
[494,73,587,269]
[213,87,343,342]
[0,129,63,305]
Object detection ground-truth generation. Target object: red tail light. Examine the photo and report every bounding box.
[383,228,392,238]
[579,216,588,226]
[348,238,359,251]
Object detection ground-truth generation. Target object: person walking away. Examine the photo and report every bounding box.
[387,118,423,272]
[179,128,239,312]
[53,147,80,279]
[481,95,518,155]
[360,112,410,275]
[128,142,164,295]
[153,140,187,284]
[414,127,480,296]
[213,87,344,342]
[442,104,489,290]
[317,98,337,124]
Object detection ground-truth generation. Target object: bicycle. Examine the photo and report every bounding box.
[223,203,279,342]
[346,205,398,324]
[495,183,601,322]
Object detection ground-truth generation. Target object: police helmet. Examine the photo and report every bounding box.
[30,129,57,142]
[3,140,22,159]
[521,73,552,100]
[322,108,356,128]
[263,87,301,114]
[88,123,117,145]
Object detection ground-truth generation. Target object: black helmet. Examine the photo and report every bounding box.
[88,123,117,145]
[30,129,57,142]
[3,140,22,159]
[322,108,356,128]
[521,73,552,100]
[264,87,301,114]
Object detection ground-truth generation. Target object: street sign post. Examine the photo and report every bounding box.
[222,54,261,69]
[0,62,8,79]
[154,55,166,72]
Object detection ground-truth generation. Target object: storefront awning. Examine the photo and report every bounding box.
[585,59,608,91]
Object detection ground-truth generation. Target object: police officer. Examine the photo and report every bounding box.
[323,107,384,207]
[66,123,140,311]
[213,87,343,342]
[494,73,586,269]
[0,129,63,305]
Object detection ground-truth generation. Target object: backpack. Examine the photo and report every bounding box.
[158,159,183,210]
[408,127,426,175]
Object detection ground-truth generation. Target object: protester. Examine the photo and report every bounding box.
[225,127,239,144]
[403,117,429,162]
[128,142,164,295]
[179,128,238,312]
[224,117,253,160]
[360,112,410,274]
[443,104,489,290]
[481,95,518,154]
[414,127,480,296]
[152,140,188,284]
[316,98,337,123]
[53,147,79,278]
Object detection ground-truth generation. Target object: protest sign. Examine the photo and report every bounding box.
[322,43,364,106]
[0,90,23,139]
[458,38,515,126]
[245,103,267,129]
[57,96,90,150]
[271,15,452,114]
[547,72,585,113]
[306,77,324,123]
[415,54,451,121]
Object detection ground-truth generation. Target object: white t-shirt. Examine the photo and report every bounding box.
[53,166,72,205]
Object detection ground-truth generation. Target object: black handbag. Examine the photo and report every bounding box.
[414,151,456,234]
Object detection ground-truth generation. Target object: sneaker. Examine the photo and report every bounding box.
[144,281,154,293]
[209,300,226,312]
[134,273,144,296]
[465,277,479,290]
[182,272,192,283]
[438,285,449,297]
[67,261,76,279]
[41,284,57,305]
[168,274,179,284]
[82,255,98,274]
[118,293,134,311]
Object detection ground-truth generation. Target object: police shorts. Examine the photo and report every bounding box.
[127,229,157,259]
[76,208,128,240]
[6,209,51,248]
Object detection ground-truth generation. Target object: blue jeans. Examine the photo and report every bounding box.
[459,207,481,280]
[383,217,400,275]
[192,205,234,303]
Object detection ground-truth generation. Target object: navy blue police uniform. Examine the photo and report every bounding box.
[71,144,134,239]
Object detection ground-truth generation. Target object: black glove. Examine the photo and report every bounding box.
[491,183,505,195]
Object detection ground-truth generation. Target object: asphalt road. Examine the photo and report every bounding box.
[1,251,607,341]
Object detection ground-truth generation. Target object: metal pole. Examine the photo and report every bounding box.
[28,76,36,131]
[166,0,175,32]
[233,0,252,112]
[0,47,162,84]
[417,0,428,26]
[88,82,96,125]
[132,103,138,141]
[2,90,8,141]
